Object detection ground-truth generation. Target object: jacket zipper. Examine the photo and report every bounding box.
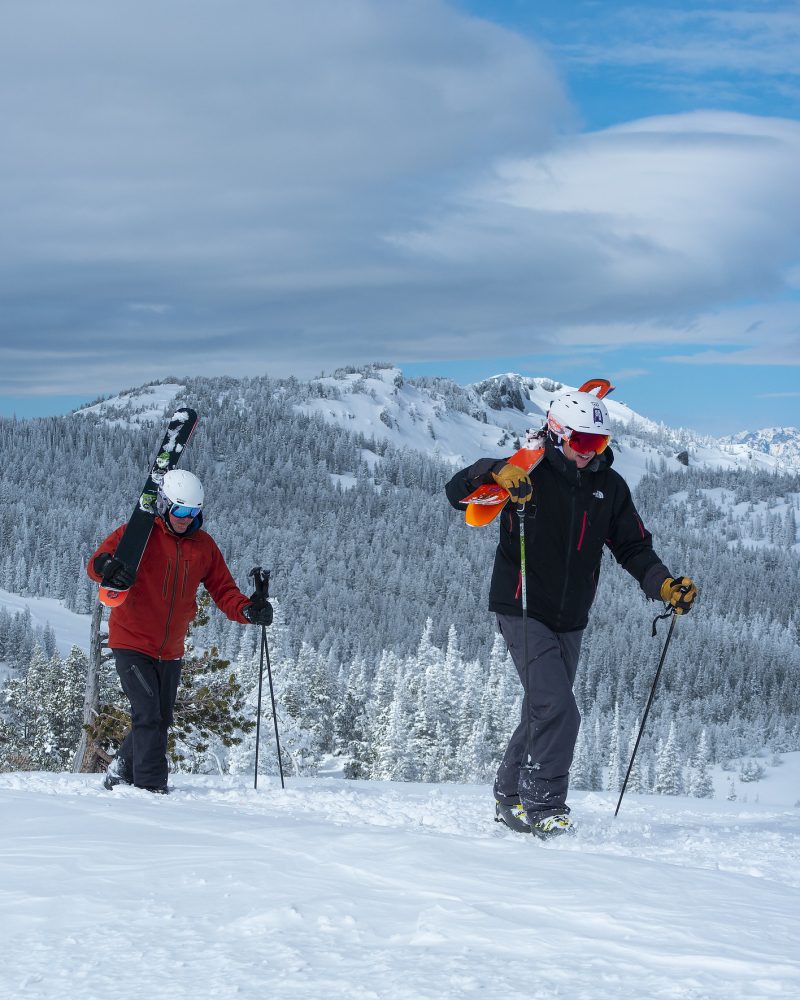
[158,538,181,659]
[181,560,189,597]
[162,559,172,599]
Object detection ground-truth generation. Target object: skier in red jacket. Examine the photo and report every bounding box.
[87,469,271,793]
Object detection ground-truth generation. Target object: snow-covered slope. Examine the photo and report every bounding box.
[1,769,799,999]
[296,366,800,486]
[0,588,90,654]
[74,381,184,425]
[70,367,800,487]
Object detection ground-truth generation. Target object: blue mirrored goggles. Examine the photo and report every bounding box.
[169,503,202,519]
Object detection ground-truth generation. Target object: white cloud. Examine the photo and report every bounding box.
[0,0,570,394]
[393,111,800,355]
[1,3,798,398]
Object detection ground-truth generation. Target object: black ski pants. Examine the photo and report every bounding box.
[113,649,182,791]
[493,614,583,820]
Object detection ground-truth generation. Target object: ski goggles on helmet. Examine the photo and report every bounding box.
[169,503,202,519]
[564,429,610,455]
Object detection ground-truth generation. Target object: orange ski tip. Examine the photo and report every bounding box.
[577,378,615,399]
[465,502,504,527]
[99,586,130,608]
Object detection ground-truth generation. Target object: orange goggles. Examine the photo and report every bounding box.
[565,430,610,455]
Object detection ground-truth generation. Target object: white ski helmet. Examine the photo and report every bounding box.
[156,469,204,520]
[547,390,612,453]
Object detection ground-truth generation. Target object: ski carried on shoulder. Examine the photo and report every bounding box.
[98,407,198,608]
[462,443,544,526]
[462,378,615,527]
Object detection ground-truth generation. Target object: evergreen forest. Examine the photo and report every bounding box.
[1,372,798,794]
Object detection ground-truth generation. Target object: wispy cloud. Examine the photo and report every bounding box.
[393,112,800,358]
[557,4,800,80]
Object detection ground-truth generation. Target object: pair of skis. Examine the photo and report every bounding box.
[460,378,614,527]
[98,407,198,607]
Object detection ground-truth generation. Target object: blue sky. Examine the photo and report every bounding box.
[1,0,798,434]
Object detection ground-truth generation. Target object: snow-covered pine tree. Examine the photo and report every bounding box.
[654,721,685,795]
[687,728,714,798]
[0,644,85,771]
[376,666,418,781]
[625,717,648,794]
[570,723,592,790]
[606,702,623,793]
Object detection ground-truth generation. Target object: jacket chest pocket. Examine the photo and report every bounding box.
[181,559,190,597]
[162,559,172,598]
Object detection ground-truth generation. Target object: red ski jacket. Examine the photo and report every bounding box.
[87,517,250,660]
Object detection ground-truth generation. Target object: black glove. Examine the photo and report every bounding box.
[660,576,697,614]
[244,600,273,626]
[94,553,137,590]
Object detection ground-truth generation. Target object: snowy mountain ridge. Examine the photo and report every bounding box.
[721,426,800,465]
[74,365,800,486]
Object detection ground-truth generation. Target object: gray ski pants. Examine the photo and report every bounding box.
[493,614,583,820]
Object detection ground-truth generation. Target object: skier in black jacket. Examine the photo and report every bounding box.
[445,385,697,838]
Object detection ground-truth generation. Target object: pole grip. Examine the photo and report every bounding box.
[249,565,271,599]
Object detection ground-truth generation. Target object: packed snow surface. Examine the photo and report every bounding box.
[1,771,799,999]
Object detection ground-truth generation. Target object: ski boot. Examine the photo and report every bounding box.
[102,756,132,791]
[528,813,574,840]
[495,801,532,834]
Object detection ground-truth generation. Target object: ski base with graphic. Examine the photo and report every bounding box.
[99,407,198,608]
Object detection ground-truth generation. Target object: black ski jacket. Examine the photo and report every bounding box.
[445,438,671,633]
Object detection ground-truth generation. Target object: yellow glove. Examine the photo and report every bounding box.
[491,463,533,505]
[660,576,697,614]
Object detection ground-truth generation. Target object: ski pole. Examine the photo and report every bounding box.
[249,567,285,791]
[518,504,532,768]
[615,610,679,816]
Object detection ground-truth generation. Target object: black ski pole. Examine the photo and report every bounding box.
[615,610,679,817]
[518,504,532,768]
[249,567,285,791]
